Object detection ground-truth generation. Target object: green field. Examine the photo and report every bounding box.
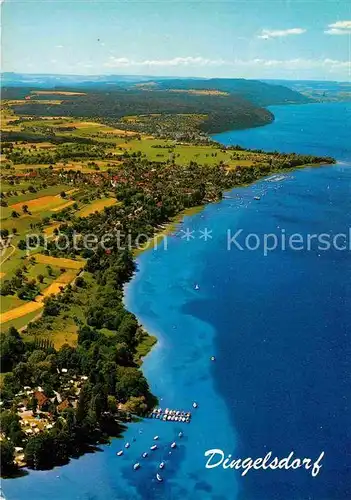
[0,294,27,313]
[1,309,43,332]
[116,137,257,167]
[3,184,68,205]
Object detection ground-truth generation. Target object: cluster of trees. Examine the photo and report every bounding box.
[0,184,39,207]
[1,130,98,146]
[7,142,113,165]
[0,266,41,301]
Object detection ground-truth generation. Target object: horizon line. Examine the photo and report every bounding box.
[1,71,348,84]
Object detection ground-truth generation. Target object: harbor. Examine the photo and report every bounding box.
[146,407,193,423]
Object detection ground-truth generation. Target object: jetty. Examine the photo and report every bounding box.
[146,407,192,423]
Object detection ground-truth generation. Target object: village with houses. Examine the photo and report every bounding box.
[2,369,89,467]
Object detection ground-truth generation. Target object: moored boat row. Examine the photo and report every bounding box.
[147,407,192,423]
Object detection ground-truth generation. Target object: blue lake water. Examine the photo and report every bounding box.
[3,102,351,500]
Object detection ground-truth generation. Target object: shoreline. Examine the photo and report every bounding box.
[1,99,349,500]
[1,117,336,478]
[123,157,336,376]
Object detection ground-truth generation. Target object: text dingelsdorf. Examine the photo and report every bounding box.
[204,449,325,477]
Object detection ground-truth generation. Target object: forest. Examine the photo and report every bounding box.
[146,77,312,106]
[8,88,274,134]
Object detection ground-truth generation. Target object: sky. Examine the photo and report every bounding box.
[1,0,351,81]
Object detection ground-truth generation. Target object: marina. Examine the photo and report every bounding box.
[146,407,192,423]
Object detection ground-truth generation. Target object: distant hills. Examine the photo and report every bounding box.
[5,73,347,135]
[1,73,311,106]
[263,79,351,103]
[146,78,311,106]
[3,73,348,104]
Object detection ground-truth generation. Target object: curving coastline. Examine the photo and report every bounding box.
[2,101,350,500]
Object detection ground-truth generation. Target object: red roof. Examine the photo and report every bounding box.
[33,391,49,409]
[57,400,71,412]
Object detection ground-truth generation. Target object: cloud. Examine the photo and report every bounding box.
[257,28,306,40]
[103,56,349,73]
[104,56,226,68]
[324,20,351,35]
[243,58,349,71]
[77,62,93,69]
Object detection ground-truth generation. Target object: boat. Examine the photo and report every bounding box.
[133,463,140,470]
[178,431,183,438]
[150,444,158,451]
[159,461,165,469]
[153,435,159,440]
[156,473,163,482]
[116,450,124,456]
[194,284,200,290]
[211,356,216,361]
[192,402,198,409]
[254,196,261,200]
[125,442,130,448]
[171,442,176,449]
[142,452,148,458]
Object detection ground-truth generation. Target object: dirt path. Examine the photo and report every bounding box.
[0,244,16,267]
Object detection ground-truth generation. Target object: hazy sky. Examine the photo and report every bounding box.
[2,0,350,80]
